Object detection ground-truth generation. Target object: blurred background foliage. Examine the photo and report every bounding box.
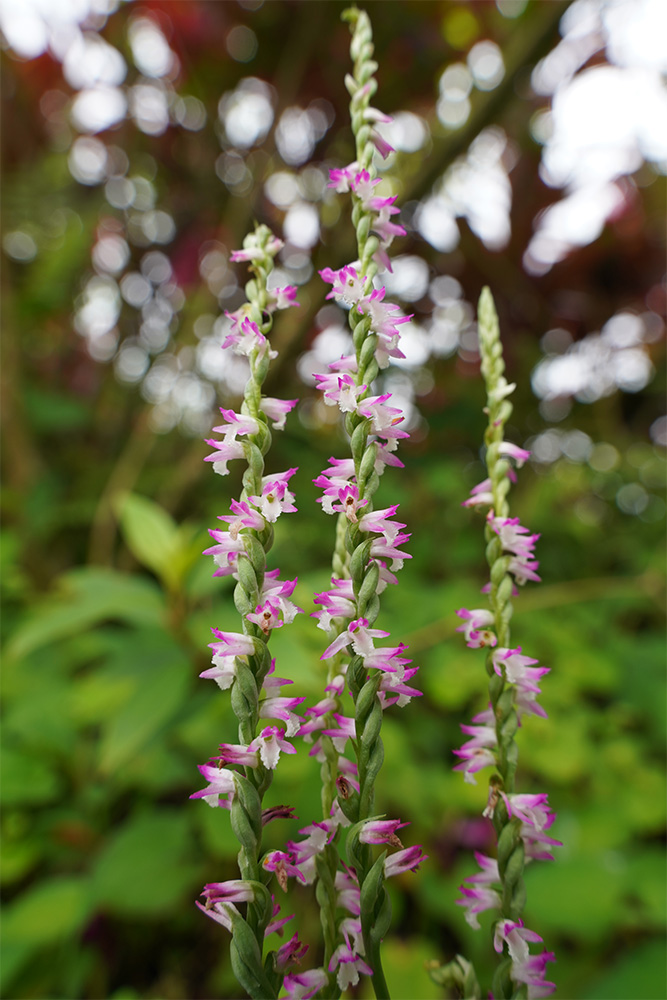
[1,0,665,998]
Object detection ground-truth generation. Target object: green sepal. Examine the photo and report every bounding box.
[234,578,256,617]
[231,660,259,733]
[350,420,370,466]
[229,913,277,1000]
[236,554,260,608]
[230,774,263,876]
[243,533,267,579]
[337,788,360,824]
[357,560,379,616]
[350,538,373,585]
[358,332,378,371]
[491,954,514,1000]
[357,439,377,488]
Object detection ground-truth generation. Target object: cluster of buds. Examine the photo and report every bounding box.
[452,288,559,1000]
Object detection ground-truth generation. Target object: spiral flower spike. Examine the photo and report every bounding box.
[451,289,558,1000]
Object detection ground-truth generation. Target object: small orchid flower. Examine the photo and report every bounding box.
[456,885,501,929]
[359,817,408,846]
[199,652,237,690]
[189,763,237,807]
[259,396,298,430]
[200,879,257,904]
[384,844,427,877]
[319,264,368,307]
[328,943,373,990]
[209,628,258,658]
[262,850,307,889]
[455,608,497,648]
[321,617,391,659]
[274,932,309,972]
[282,968,329,1000]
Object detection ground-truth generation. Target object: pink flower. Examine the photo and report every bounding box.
[274,932,308,972]
[499,442,531,467]
[359,817,408,846]
[203,530,246,575]
[319,264,368,307]
[200,879,257,904]
[209,628,258,658]
[357,392,404,436]
[321,713,356,750]
[455,608,497,648]
[321,617,390,659]
[384,844,427,877]
[189,763,237,807]
[262,850,307,888]
[259,396,298,430]
[199,652,237,690]
[328,161,359,193]
[230,236,283,261]
[378,667,422,709]
[260,694,305,737]
[373,203,406,246]
[268,285,299,311]
[282,968,329,999]
[357,504,405,542]
[312,578,356,630]
[222,316,277,360]
[493,920,556,997]
[453,722,498,785]
[362,642,411,677]
[503,793,556,833]
[247,468,298,522]
[315,371,366,412]
[328,943,373,990]
[463,851,500,886]
[456,885,501,929]
[246,598,286,635]
[203,437,246,477]
[217,499,265,538]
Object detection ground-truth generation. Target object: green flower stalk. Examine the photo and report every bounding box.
[191,225,307,1000]
[451,289,559,999]
[303,7,426,998]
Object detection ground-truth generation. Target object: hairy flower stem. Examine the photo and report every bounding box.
[226,226,283,995]
[332,8,392,998]
[478,288,527,997]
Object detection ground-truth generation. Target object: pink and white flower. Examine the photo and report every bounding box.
[455,607,497,649]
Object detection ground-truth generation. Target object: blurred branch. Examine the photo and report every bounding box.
[401,0,572,205]
[266,0,572,389]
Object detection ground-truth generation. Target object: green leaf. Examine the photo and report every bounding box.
[2,875,92,947]
[91,810,201,916]
[583,938,667,999]
[5,567,164,661]
[115,492,204,591]
[97,630,192,775]
[0,747,62,806]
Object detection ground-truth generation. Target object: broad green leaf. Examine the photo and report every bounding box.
[91,811,201,915]
[97,630,192,775]
[0,747,62,806]
[0,838,42,885]
[2,875,92,947]
[115,492,205,590]
[583,938,667,999]
[3,679,76,755]
[4,567,164,661]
